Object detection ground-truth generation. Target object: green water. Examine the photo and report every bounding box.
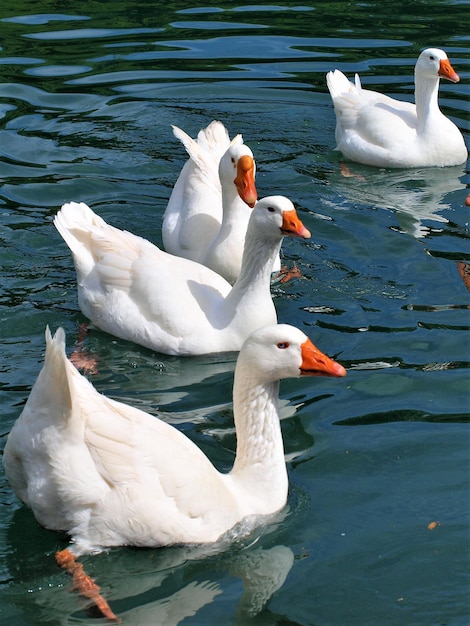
[0,1,469,624]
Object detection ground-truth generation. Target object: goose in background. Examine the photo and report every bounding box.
[326,48,468,168]
[163,121,276,284]
[163,121,232,262]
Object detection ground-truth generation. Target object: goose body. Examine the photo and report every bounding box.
[326,48,468,168]
[54,197,310,356]
[3,324,346,554]
[163,121,231,262]
[163,121,266,283]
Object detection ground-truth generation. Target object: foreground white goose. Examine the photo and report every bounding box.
[3,323,346,555]
[163,121,264,283]
[54,197,310,356]
[326,48,468,168]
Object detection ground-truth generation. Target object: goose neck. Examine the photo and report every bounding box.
[231,376,286,476]
[230,229,281,294]
[220,184,242,227]
[414,74,441,133]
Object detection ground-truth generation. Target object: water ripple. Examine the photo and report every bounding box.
[23,27,163,41]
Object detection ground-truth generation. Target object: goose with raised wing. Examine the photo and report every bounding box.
[163,121,273,283]
[54,196,310,356]
[326,48,468,168]
[163,121,232,262]
[3,324,346,555]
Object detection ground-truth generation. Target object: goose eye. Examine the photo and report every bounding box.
[267,206,275,213]
[429,55,435,61]
[231,157,236,164]
[277,342,290,349]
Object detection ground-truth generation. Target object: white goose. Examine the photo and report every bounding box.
[163,121,268,284]
[3,323,346,555]
[326,48,468,168]
[54,196,310,356]
[163,121,231,263]
[198,141,258,284]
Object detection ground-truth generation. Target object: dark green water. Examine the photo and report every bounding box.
[0,1,469,624]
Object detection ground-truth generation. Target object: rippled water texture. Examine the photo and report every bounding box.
[0,1,469,625]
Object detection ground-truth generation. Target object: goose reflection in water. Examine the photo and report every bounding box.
[326,163,466,239]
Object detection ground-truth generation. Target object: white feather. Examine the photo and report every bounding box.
[54,196,309,356]
[3,324,345,554]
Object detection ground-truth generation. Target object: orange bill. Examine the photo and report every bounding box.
[300,338,347,377]
[438,58,460,83]
[234,155,257,207]
[281,209,311,239]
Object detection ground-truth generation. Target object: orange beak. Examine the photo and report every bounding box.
[300,338,346,378]
[438,58,460,83]
[281,209,311,239]
[234,155,257,208]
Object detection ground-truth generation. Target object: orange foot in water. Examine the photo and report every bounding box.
[457,262,470,293]
[272,263,302,284]
[56,549,120,622]
[69,323,99,375]
[340,162,366,181]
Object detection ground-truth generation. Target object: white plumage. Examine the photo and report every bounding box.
[163,121,232,262]
[163,121,278,284]
[326,48,467,168]
[3,324,346,554]
[54,196,310,356]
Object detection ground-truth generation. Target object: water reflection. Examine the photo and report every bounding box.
[325,161,467,239]
[67,326,239,410]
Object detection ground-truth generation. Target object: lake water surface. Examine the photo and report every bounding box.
[0,1,469,625]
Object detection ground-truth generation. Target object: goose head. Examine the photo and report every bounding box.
[237,324,346,385]
[416,48,460,83]
[219,135,257,207]
[250,196,311,241]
